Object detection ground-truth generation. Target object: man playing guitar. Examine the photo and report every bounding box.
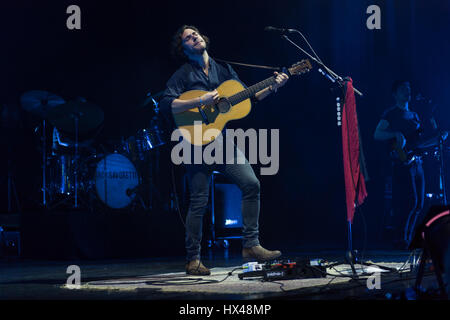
[375,81,449,248]
[374,80,450,248]
[374,81,425,248]
[159,25,289,275]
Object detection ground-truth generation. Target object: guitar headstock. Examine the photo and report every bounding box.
[287,59,313,76]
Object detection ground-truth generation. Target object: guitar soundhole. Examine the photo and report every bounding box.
[216,97,231,113]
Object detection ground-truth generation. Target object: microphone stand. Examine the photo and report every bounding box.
[281,33,363,97]
[438,130,447,205]
[280,30,372,278]
[429,105,448,206]
[141,92,163,211]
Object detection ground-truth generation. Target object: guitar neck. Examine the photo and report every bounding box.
[225,59,312,106]
[228,76,278,106]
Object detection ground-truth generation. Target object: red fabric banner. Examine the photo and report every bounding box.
[342,78,368,223]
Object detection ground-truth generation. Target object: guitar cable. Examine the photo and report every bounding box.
[171,162,186,228]
[213,57,282,71]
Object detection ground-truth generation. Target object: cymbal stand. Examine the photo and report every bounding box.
[438,132,447,205]
[73,113,80,208]
[144,92,162,210]
[42,119,48,208]
[150,95,159,210]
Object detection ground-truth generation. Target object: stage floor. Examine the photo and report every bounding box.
[0,249,443,300]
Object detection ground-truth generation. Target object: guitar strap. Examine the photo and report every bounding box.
[213,57,282,71]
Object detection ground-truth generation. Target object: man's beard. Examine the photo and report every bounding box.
[193,46,206,55]
[187,41,206,55]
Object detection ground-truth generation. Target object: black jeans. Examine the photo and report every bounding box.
[392,159,425,242]
[184,145,261,261]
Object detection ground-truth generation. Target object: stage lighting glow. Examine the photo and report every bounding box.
[225,219,238,226]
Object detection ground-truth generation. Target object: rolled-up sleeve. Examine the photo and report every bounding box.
[159,71,186,130]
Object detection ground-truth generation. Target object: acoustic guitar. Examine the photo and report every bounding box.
[172,59,312,146]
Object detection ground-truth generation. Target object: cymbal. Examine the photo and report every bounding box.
[47,100,104,134]
[20,90,66,118]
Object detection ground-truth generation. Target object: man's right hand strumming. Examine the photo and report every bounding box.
[171,89,220,114]
[200,89,219,106]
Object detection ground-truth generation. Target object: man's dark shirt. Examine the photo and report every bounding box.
[381,106,422,150]
[159,58,244,131]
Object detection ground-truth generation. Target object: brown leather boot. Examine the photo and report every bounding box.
[242,245,282,262]
[185,260,211,276]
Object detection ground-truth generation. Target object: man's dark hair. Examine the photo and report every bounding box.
[391,80,410,94]
[170,25,210,61]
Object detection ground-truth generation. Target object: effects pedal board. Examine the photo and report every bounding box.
[238,258,327,281]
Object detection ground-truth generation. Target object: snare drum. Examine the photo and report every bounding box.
[94,153,139,209]
[135,123,165,151]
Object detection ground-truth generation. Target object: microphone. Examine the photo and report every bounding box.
[264,26,296,34]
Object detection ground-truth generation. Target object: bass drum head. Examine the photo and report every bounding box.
[95,153,139,209]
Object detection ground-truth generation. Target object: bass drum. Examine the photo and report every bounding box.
[94,153,139,209]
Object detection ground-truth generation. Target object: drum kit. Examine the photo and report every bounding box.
[19,90,167,211]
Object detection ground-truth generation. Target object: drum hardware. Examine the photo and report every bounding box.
[45,98,104,209]
[418,131,449,206]
[126,185,148,210]
[20,90,66,208]
[112,92,167,211]
[74,113,80,208]
[124,92,166,161]
[137,92,167,209]
[46,99,104,135]
[47,130,99,209]
[415,93,448,204]
[18,89,171,212]
[20,91,105,209]
[46,153,91,210]
[437,131,447,205]
[140,90,164,109]
[402,131,449,243]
